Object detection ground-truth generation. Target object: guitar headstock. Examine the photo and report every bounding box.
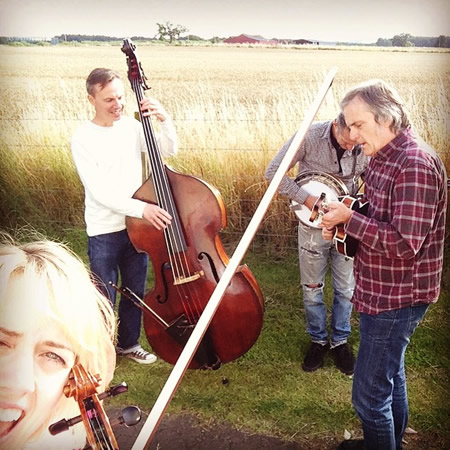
[121,38,150,91]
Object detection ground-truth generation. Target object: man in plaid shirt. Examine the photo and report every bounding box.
[321,79,447,450]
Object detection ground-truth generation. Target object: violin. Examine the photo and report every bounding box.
[121,38,264,370]
[49,364,141,450]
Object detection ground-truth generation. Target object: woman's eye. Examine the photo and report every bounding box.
[43,352,66,366]
[0,339,11,350]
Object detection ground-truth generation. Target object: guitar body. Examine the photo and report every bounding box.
[333,195,369,258]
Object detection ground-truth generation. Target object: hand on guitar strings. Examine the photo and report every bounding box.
[320,201,353,240]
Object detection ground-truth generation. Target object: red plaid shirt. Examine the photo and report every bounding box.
[346,127,447,314]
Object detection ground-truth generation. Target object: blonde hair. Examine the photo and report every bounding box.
[0,233,116,447]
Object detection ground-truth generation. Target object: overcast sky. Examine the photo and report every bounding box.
[0,0,448,43]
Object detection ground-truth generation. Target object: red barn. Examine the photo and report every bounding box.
[224,34,271,44]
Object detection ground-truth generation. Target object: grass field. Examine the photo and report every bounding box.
[1,44,449,239]
[0,43,449,447]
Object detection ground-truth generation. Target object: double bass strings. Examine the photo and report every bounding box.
[132,79,204,324]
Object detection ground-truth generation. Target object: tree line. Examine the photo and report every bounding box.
[376,33,449,48]
[1,26,449,48]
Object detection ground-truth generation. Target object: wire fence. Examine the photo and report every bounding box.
[1,141,449,257]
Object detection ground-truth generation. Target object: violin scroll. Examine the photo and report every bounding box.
[49,363,141,450]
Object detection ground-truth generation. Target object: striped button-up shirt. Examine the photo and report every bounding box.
[346,127,447,314]
[265,121,369,204]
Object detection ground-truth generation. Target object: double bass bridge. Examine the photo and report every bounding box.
[173,270,204,286]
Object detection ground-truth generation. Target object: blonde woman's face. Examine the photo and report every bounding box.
[0,277,76,448]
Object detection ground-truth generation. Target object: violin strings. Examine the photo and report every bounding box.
[88,401,114,450]
[78,387,114,450]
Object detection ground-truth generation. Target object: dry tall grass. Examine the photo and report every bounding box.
[0,44,449,245]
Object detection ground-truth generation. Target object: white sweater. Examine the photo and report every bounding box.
[71,116,178,236]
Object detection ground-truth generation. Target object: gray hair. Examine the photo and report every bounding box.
[86,68,121,95]
[335,112,349,131]
[340,79,410,133]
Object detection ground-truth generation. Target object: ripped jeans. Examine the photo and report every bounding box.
[298,223,354,346]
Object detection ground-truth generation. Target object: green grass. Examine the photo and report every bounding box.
[29,227,448,445]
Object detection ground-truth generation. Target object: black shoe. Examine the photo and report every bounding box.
[302,342,329,372]
[331,343,355,375]
[338,439,365,449]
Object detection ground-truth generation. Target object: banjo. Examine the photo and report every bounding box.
[290,171,367,258]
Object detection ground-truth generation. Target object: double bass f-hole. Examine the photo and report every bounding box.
[49,364,141,450]
[121,38,264,370]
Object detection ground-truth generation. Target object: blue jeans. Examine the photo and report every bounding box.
[88,229,148,351]
[352,304,429,450]
[298,223,354,346]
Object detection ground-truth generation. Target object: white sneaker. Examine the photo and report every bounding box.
[119,346,157,365]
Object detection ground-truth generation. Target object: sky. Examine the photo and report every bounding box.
[0,0,449,44]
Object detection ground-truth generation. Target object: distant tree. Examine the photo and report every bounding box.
[156,21,188,43]
[376,37,392,47]
[410,36,434,47]
[392,33,412,47]
[209,36,225,44]
[131,35,154,42]
[185,34,204,41]
[437,35,447,47]
[54,34,121,42]
[375,34,449,48]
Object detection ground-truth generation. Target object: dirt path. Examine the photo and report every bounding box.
[110,409,447,450]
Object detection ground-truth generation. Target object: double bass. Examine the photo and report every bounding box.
[121,39,264,370]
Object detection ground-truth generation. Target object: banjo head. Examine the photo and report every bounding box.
[290,171,349,229]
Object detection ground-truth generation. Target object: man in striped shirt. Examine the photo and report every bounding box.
[265,113,368,375]
[321,79,447,450]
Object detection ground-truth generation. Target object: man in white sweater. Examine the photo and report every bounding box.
[72,68,178,364]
